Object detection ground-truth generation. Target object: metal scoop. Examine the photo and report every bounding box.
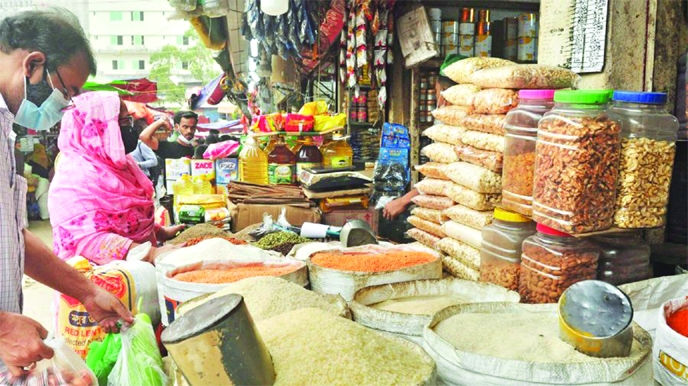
[340,219,378,248]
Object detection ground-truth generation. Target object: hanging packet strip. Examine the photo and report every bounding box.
[381,122,411,149]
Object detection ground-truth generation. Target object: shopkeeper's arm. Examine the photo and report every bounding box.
[383,188,420,220]
[139,119,171,151]
[22,229,134,330]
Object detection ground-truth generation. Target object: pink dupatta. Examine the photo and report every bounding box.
[48,92,156,264]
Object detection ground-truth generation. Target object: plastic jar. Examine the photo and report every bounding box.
[480,208,536,291]
[609,91,678,228]
[502,90,555,217]
[532,90,622,234]
[590,232,652,286]
[519,224,600,304]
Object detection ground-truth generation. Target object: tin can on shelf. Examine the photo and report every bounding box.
[420,111,428,123]
[357,106,368,122]
[442,21,459,34]
[420,92,428,102]
[444,44,459,55]
[420,104,429,112]
[518,37,537,62]
[426,99,436,112]
[459,35,474,57]
[349,109,358,122]
[506,17,518,39]
[358,90,368,105]
[428,72,438,87]
[427,91,437,102]
[518,13,538,38]
[420,77,428,90]
[505,39,518,61]
[442,33,460,46]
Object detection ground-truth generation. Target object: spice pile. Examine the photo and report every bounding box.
[257,308,436,385]
[183,235,246,246]
[667,308,688,337]
[168,223,228,245]
[178,276,347,321]
[435,312,641,363]
[310,251,437,272]
[172,264,301,284]
[253,231,311,255]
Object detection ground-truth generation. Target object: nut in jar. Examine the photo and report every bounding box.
[532,91,621,234]
[480,259,520,291]
[613,138,675,228]
[519,237,598,304]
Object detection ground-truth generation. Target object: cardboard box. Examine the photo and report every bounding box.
[215,158,239,185]
[165,158,191,181]
[322,208,378,232]
[191,159,215,181]
[230,202,322,232]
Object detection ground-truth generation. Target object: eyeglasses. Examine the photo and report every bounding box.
[119,115,134,127]
[52,69,74,105]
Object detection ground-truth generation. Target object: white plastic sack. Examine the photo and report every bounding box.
[619,274,688,338]
[653,297,688,385]
[423,302,654,386]
[307,244,443,301]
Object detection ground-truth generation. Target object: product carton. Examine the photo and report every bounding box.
[228,202,322,232]
[322,208,379,232]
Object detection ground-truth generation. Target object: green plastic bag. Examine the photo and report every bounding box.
[86,333,122,386]
[107,311,166,386]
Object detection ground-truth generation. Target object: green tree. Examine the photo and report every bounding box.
[149,28,219,107]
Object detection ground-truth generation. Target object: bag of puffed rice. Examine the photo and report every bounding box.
[443,205,494,229]
[415,178,452,196]
[446,184,501,211]
[455,145,503,173]
[443,162,502,193]
[441,84,481,107]
[441,253,480,281]
[461,130,505,153]
[469,64,580,89]
[460,114,506,135]
[407,228,441,249]
[415,163,450,180]
[438,237,481,271]
[411,207,447,224]
[431,106,472,127]
[421,143,460,163]
[412,194,455,210]
[408,216,446,238]
[442,220,483,249]
[443,57,516,84]
[471,89,519,115]
[422,124,466,146]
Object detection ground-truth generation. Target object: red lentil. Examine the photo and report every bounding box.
[172,265,300,284]
[311,251,437,272]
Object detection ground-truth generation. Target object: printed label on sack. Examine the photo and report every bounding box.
[659,351,688,381]
[57,267,135,358]
[475,35,492,57]
[268,163,295,184]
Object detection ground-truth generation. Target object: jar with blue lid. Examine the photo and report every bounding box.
[610,91,678,228]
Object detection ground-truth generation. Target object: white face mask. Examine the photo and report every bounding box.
[177,132,194,145]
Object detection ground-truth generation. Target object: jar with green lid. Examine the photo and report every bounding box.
[519,223,600,304]
[532,90,622,234]
[591,231,652,286]
[502,89,555,217]
[609,91,678,228]
[480,208,536,291]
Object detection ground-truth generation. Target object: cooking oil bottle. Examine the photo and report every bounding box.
[192,175,213,194]
[239,136,268,184]
[263,135,278,155]
[296,136,323,181]
[322,133,353,168]
[267,136,296,185]
[173,174,194,196]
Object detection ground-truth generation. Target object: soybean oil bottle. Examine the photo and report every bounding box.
[267,135,296,185]
[323,133,354,168]
[296,136,323,181]
[239,136,268,184]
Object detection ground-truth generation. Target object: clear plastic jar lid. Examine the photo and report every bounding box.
[612,91,667,104]
[519,89,556,100]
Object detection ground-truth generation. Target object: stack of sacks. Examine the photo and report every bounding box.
[407,168,454,250]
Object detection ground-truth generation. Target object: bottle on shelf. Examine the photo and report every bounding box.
[263,135,279,155]
[267,136,296,185]
[459,8,476,57]
[475,10,492,57]
[239,136,268,185]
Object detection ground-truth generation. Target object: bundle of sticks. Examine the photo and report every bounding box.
[226,181,312,207]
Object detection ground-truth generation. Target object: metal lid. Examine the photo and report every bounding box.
[613,91,667,104]
[559,280,633,338]
[161,294,243,344]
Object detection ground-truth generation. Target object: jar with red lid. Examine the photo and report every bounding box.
[502,89,555,217]
[518,223,600,304]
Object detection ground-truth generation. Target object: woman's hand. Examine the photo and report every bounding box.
[157,224,186,242]
[145,243,183,264]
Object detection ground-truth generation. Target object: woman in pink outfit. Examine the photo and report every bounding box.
[49,91,181,265]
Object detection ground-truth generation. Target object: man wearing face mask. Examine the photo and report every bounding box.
[0,8,134,377]
[139,110,197,188]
